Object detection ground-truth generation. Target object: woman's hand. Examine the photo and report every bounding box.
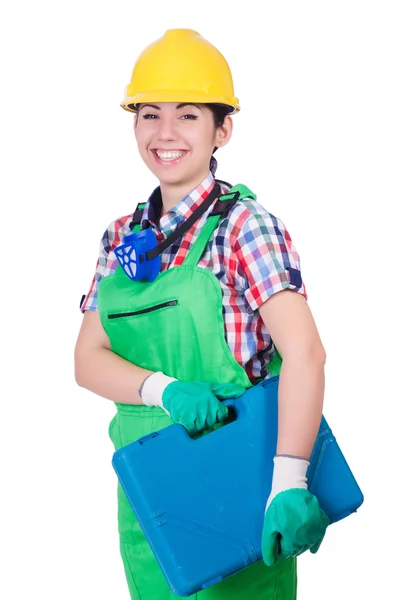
[261,456,329,566]
[261,488,329,566]
[140,372,246,436]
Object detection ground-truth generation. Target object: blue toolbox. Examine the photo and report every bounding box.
[112,375,364,597]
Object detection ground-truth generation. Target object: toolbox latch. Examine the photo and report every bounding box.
[138,432,159,445]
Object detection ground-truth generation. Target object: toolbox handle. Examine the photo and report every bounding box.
[222,398,239,413]
[191,379,279,440]
[222,396,250,419]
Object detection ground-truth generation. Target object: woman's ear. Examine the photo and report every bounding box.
[215,114,233,149]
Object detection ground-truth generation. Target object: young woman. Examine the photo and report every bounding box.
[75,29,328,600]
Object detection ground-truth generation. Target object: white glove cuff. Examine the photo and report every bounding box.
[139,372,177,415]
[265,455,310,512]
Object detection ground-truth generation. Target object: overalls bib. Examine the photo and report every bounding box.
[97,189,296,599]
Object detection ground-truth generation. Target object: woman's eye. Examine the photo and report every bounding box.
[141,113,197,120]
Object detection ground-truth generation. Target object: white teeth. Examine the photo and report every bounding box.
[155,150,186,160]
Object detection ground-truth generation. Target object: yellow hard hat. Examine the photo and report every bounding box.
[121,29,240,114]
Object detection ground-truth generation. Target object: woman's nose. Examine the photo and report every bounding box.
[157,117,178,141]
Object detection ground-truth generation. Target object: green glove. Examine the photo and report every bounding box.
[162,380,246,436]
[261,488,329,567]
[139,371,247,436]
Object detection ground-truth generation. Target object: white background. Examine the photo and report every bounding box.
[1,1,396,598]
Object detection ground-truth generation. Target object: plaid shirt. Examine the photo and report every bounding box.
[81,172,307,382]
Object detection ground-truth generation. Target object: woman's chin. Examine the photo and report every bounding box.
[154,169,193,186]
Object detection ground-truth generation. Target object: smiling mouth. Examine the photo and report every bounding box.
[151,149,189,162]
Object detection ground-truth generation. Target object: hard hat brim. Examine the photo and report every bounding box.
[120,91,240,114]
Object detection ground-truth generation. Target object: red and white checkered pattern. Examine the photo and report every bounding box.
[81,173,307,382]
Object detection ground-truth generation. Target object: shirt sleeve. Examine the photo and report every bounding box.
[80,216,131,313]
[232,200,308,312]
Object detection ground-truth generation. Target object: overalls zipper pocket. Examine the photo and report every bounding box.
[108,300,178,320]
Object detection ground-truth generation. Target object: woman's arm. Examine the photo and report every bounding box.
[258,289,326,460]
[74,311,154,405]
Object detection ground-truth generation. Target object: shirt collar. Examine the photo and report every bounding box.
[141,171,217,230]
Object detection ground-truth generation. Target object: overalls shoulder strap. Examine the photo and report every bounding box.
[182,183,283,377]
[183,183,256,267]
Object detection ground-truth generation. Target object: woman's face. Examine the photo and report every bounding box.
[134,102,232,187]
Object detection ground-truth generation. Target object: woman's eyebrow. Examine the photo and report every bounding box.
[140,104,161,110]
[176,103,202,111]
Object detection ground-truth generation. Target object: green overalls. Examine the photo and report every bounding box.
[97,187,297,599]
